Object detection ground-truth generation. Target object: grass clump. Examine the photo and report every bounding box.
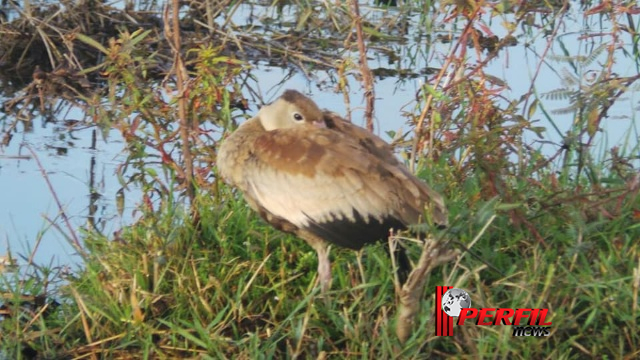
[2,152,638,358]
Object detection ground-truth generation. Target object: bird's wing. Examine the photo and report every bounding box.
[323,111,400,166]
[328,116,448,226]
[240,126,444,249]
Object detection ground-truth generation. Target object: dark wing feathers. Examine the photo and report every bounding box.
[304,209,407,250]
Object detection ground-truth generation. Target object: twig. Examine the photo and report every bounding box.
[396,237,458,344]
[521,3,569,119]
[350,0,375,131]
[26,144,85,257]
[408,12,477,172]
[164,1,195,206]
[336,60,353,122]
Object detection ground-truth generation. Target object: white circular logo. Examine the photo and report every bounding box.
[441,288,471,317]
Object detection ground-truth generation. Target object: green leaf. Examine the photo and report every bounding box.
[145,168,158,177]
[495,202,523,211]
[128,29,153,47]
[528,99,538,120]
[475,196,500,224]
[75,33,109,54]
[116,188,125,216]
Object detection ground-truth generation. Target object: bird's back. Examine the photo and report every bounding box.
[217,113,447,251]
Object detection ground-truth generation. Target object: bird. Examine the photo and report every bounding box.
[216,89,447,293]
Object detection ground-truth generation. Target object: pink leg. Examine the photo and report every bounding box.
[316,245,332,293]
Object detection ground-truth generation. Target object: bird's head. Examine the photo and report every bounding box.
[258,90,326,131]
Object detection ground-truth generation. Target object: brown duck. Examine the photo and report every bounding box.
[217,90,447,293]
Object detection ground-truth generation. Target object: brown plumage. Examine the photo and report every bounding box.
[217,90,447,292]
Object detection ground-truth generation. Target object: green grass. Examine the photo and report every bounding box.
[1,153,639,358]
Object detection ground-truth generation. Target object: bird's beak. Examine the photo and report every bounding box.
[313,120,326,129]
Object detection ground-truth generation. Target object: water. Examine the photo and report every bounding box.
[0,1,638,267]
[0,109,130,267]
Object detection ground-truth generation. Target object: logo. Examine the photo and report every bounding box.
[441,288,471,317]
[435,286,552,337]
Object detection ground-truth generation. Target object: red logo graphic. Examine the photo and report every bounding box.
[435,286,552,337]
[435,286,454,336]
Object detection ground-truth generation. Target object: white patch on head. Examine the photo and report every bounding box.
[258,99,305,131]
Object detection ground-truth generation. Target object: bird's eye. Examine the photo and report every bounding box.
[293,112,304,122]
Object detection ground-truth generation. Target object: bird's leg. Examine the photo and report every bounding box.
[300,233,333,296]
[315,244,332,294]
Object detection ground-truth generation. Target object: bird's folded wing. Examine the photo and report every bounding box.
[323,112,400,166]
[243,127,443,239]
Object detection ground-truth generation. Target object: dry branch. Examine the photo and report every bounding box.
[396,238,459,343]
[350,0,375,131]
[165,1,195,205]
